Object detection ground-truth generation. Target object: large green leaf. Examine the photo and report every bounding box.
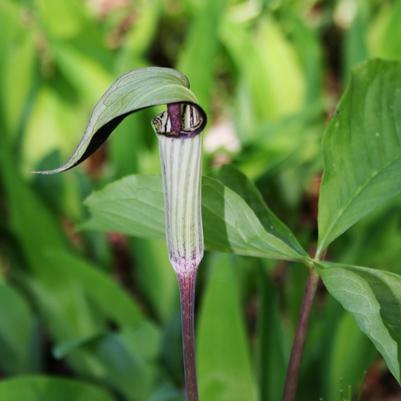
[83,174,308,262]
[37,67,206,174]
[317,60,401,254]
[0,376,116,401]
[318,261,401,383]
[197,254,258,401]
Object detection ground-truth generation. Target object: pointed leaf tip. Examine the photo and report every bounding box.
[35,67,206,174]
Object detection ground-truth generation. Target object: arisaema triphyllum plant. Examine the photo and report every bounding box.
[36,67,207,401]
[36,60,401,401]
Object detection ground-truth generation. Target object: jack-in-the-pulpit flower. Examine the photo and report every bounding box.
[152,104,204,275]
[36,67,207,401]
[152,103,205,401]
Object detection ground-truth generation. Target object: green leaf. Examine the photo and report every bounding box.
[84,174,308,262]
[317,59,401,254]
[318,261,401,383]
[0,376,116,401]
[197,254,258,401]
[37,67,206,174]
[0,283,40,374]
[216,165,306,257]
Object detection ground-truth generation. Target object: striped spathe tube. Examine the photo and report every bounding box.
[152,103,205,275]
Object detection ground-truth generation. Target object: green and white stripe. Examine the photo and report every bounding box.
[152,105,204,274]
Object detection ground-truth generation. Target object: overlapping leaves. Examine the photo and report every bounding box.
[83,171,308,263]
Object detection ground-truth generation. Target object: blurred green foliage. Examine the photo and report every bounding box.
[1,0,401,400]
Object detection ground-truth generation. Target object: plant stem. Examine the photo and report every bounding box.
[281,268,320,401]
[177,270,199,401]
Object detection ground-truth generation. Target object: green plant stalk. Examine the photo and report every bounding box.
[154,104,204,401]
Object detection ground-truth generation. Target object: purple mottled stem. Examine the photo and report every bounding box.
[167,103,182,135]
[281,269,320,401]
[177,270,199,401]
